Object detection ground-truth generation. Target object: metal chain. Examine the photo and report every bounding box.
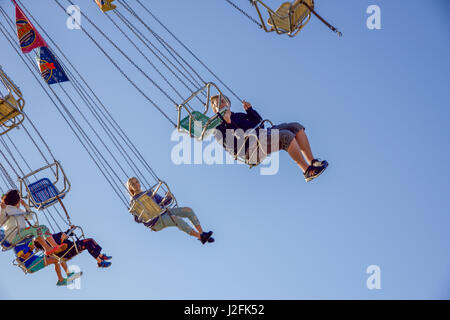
[0,163,17,190]
[224,0,262,28]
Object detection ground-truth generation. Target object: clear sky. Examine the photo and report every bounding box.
[0,0,450,299]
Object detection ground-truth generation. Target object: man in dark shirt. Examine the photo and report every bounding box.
[35,226,112,268]
[212,95,328,182]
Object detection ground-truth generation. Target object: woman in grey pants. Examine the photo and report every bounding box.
[126,177,214,245]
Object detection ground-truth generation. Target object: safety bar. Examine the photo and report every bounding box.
[234,119,274,168]
[56,225,85,262]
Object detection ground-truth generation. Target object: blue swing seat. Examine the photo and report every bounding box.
[27,178,65,209]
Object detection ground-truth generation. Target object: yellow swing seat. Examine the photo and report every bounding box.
[95,0,117,13]
[128,181,176,224]
[267,0,314,35]
[0,94,21,124]
[0,66,25,135]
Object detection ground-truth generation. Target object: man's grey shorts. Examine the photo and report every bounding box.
[262,122,305,153]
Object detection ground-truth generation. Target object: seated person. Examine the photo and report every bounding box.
[35,225,112,268]
[1,190,67,255]
[126,177,214,245]
[14,239,82,286]
[211,95,328,182]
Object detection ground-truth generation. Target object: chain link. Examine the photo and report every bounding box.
[224,0,263,28]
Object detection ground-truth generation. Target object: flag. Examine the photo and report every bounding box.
[36,47,69,85]
[13,0,48,53]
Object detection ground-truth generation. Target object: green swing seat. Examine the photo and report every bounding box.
[179,111,224,139]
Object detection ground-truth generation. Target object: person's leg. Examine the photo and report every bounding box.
[35,237,53,252]
[77,239,102,261]
[294,128,314,165]
[287,140,309,172]
[275,123,313,164]
[60,260,69,276]
[161,212,201,240]
[46,257,65,282]
[169,207,203,233]
[12,227,55,253]
[35,225,62,250]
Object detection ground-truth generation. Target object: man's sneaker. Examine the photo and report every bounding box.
[304,163,328,182]
[100,254,112,261]
[56,279,68,286]
[200,231,213,244]
[311,159,328,167]
[98,260,112,268]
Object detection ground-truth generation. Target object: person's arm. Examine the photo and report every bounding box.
[243,101,263,123]
[59,232,69,242]
[63,225,78,238]
[6,206,26,216]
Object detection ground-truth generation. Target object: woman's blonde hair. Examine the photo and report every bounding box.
[126,177,140,196]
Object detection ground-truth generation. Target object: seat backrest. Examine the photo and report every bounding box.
[180,111,224,138]
[27,178,63,209]
[0,94,21,125]
[268,0,313,32]
[129,193,164,223]
[291,0,313,26]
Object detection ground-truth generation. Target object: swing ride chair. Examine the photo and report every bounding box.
[177,82,228,141]
[11,225,84,275]
[0,211,39,252]
[128,180,178,226]
[0,66,25,136]
[95,0,117,13]
[12,246,44,275]
[2,217,84,274]
[18,161,71,211]
[250,0,313,36]
[234,119,274,168]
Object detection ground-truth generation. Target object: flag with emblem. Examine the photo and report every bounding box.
[36,47,69,84]
[13,0,48,53]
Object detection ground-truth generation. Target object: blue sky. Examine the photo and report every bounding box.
[0,0,450,299]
